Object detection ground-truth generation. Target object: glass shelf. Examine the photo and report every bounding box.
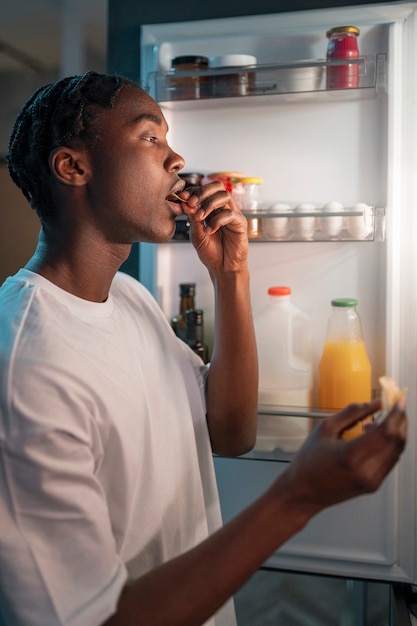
[147,54,386,107]
[245,407,330,462]
[171,206,385,243]
[231,404,377,463]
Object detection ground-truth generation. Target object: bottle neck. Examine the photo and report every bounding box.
[327,306,363,342]
[180,295,195,316]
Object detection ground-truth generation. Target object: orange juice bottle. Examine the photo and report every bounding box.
[318,298,371,439]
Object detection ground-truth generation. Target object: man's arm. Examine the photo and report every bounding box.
[103,399,407,626]
[185,181,259,456]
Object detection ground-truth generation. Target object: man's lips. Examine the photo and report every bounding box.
[166,192,183,203]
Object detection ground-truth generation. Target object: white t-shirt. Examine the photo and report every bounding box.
[0,269,236,626]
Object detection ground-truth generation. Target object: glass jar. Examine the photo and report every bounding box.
[207,171,243,193]
[326,26,360,89]
[170,55,210,100]
[231,176,264,239]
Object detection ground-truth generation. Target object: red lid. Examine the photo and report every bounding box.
[268,286,291,296]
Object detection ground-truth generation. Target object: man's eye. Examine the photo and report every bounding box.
[143,135,157,143]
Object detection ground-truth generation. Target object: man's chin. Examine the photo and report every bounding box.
[138,228,176,245]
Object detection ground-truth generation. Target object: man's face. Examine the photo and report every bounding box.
[85,85,186,244]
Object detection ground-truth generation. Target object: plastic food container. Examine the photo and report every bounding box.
[209,54,257,97]
[281,65,323,93]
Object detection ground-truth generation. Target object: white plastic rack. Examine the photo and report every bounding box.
[171,206,386,243]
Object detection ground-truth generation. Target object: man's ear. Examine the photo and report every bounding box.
[49,147,89,186]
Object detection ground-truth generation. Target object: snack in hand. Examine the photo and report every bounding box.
[379,375,407,417]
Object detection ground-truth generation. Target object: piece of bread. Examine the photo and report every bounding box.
[379,375,407,413]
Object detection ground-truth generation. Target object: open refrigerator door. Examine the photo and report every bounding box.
[139,2,417,583]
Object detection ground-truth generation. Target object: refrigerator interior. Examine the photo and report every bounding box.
[140,3,417,583]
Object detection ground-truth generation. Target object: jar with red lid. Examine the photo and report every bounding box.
[207,171,243,193]
[326,26,360,89]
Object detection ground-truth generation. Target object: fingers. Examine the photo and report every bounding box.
[345,401,407,491]
[290,400,407,511]
[323,399,381,438]
[183,182,245,233]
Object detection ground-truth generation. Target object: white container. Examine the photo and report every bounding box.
[209,53,257,97]
[254,286,314,452]
[281,65,324,92]
[254,286,313,408]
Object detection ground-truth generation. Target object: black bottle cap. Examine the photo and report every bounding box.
[180,283,196,297]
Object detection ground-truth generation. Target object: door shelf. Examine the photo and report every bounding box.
[239,405,376,463]
[147,54,386,107]
[171,206,385,243]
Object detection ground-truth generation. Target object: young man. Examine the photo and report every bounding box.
[0,71,407,626]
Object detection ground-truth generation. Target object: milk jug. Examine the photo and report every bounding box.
[254,286,313,410]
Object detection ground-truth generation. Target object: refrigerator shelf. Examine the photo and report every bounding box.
[171,206,385,243]
[240,405,377,462]
[148,54,386,106]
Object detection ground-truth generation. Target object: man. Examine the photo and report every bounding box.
[0,71,407,626]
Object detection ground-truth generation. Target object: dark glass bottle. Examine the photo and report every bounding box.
[185,309,209,363]
[171,283,196,340]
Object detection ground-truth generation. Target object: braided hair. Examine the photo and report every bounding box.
[6,71,137,223]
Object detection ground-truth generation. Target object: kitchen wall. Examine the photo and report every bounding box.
[0,2,106,284]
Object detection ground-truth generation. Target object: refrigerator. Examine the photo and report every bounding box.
[108,0,417,603]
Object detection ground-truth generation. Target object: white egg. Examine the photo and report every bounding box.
[263,202,291,239]
[319,201,344,238]
[291,203,316,240]
[345,203,373,239]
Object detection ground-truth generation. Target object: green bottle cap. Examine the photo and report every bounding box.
[331,298,358,307]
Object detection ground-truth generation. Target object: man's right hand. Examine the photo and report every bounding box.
[278,398,407,518]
